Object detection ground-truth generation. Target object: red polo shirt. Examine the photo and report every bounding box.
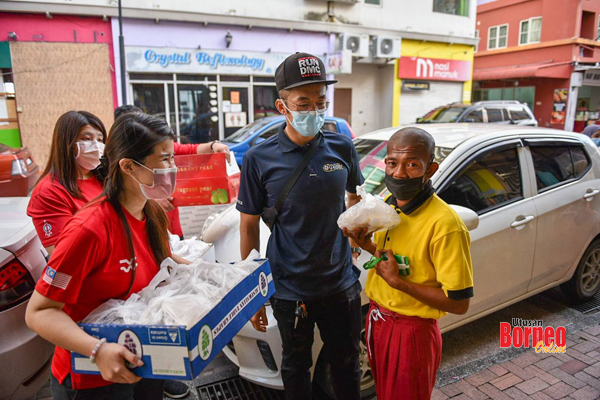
[27,174,103,247]
[35,200,164,389]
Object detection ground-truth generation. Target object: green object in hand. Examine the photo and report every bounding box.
[362,253,410,276]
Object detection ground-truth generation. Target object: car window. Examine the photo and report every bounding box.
[257,124,282,141]
[571,147,590,176]
[354,138,455,198]
[226,118,275,143]
[323,122,338,132]
[428,107,468,122]
[530,145,589,192]
[438,146,523,214]
[463,109,483,122]
[486,108,504,123]
[508,107,530,121]
[502,109,510,121]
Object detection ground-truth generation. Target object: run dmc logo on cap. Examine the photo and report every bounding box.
[275,52,337,91]
[298,56,321,77]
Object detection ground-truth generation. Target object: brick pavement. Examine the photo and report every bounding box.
[433,324,600,400]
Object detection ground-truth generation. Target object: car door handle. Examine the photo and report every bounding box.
[583,189,600,201]
[510,215,535,228]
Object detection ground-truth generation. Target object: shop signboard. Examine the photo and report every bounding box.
[583,69,600,87]
[398,57,471,82]
[551,89,568,125]
[126,46,291,76]
[402,81,430,90]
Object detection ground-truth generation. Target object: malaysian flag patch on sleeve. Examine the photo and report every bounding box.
[42,266,72,290]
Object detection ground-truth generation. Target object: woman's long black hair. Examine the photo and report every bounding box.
[38,110,107,198]
[102,112,175,296]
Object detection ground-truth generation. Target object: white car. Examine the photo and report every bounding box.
[0,197,54,400]
[201,123,600,399]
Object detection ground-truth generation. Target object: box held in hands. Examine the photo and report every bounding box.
[172,152,240,207]
[71,259,273,380]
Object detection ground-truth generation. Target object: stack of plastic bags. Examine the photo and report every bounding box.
[83,247,262,329]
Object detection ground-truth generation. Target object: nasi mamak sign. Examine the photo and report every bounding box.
[399,57,472,82]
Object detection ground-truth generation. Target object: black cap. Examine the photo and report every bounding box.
[275,52,337,91]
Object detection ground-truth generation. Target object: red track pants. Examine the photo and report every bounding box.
[365,301,442,400]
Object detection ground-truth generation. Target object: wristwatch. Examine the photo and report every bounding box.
[351,246,362,256]
[210,140,220,152]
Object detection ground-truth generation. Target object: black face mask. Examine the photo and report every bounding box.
[384,173,427,200]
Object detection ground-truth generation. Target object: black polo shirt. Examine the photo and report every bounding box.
[236,123,364,300]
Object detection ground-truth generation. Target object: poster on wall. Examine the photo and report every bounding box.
[551,89,568,125]
[225,112,247,128]
[326,51,352,75]
[231,91,240,104]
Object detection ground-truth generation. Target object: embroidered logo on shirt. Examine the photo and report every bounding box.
[43,220,52,237]
[119,257,138,273]
[42,266,71,290]
[323,163,344,173]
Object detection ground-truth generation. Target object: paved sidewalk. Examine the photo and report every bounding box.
[433,324,600,400]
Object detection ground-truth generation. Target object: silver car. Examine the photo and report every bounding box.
[0,197,54,400]
[202,124,600,399]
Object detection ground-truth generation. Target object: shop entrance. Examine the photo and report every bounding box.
[131,74,277,143]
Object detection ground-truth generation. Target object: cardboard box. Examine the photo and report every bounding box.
[172,152,240,207]
[71,260,273,380]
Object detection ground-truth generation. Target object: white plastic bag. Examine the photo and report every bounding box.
[169,234,212,263]
[83,245,263,328]
[337,184,401,233]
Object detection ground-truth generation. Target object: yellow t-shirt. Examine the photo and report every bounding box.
[365,193,474,320]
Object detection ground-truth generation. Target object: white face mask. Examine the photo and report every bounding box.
[75,141,105,171]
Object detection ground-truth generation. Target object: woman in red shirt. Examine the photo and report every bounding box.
[25,112,184,399]
[27,110,106,256]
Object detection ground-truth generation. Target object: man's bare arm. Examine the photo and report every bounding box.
[374,249,470,315]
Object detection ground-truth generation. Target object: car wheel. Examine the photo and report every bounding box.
[561,238,600,302]
[313,305,376,400]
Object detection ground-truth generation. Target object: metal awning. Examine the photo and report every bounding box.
[473,61,572,81]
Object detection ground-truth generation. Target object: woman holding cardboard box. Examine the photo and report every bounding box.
[25,112,187,399]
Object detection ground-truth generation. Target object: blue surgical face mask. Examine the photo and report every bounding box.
[282,102,325,138]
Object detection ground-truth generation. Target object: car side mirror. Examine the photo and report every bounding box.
[464,118,475,123]
[252,137,266,146]
[449,205,479,231]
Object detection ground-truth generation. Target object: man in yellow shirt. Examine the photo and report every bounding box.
[346,127,474,400]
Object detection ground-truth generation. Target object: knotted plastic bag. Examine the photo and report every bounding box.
[169,234,212,263]
[337,184,401,233]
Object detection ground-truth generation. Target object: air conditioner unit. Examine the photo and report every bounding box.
[371,35,401,59]
[337,33,370,58]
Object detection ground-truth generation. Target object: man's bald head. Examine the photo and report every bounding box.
[388,127,435,161]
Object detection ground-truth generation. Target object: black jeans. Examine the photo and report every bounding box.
[271,280,362,400]
[50,373,165,400]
